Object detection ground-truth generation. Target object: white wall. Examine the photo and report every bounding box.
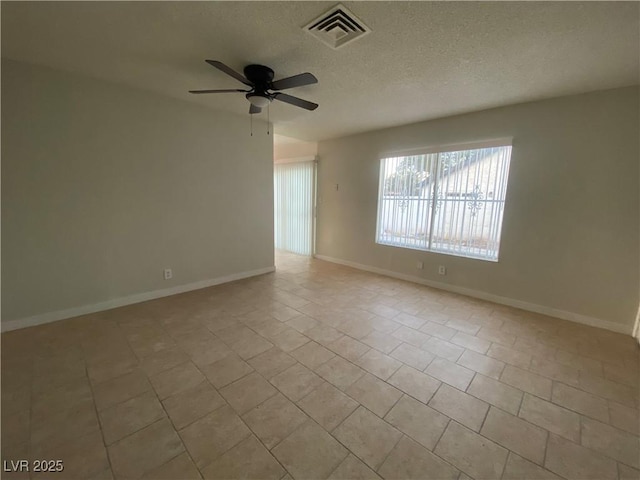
[274,135,318,162]
[1,59,274,329]
[316,87,639,333]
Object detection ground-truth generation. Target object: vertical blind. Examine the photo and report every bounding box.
[274,161,315,255]
[376,145,512,261]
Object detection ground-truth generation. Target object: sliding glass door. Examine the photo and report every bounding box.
[274,161,316,255]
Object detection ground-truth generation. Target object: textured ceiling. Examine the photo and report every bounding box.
[2,2,638,141]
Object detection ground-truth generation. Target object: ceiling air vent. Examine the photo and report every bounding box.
[304,4,370,49]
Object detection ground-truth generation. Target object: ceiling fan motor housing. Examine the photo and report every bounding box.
[244,64,274,89]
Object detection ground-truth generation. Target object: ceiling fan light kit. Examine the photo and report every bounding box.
[189,60,319,118]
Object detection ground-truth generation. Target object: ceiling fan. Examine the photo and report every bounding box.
[189,60,319,114]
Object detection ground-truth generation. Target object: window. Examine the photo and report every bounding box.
[376,143,512,261]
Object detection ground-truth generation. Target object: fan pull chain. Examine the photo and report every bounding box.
[267,103,270,135]
[250,112,253,136]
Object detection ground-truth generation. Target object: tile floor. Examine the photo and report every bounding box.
[2,251,639,479]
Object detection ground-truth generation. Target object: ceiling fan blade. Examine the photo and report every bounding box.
[249,104,262,114]
[270,73,318,91]
[189,89,248,94]
[205,60,252,86]
[273,93,318,111]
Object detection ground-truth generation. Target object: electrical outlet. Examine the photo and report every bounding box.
[438,265,446,275]
[416,261,423,270]
[163,268,173,280]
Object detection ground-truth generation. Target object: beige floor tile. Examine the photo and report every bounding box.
[270,327,311,352]
[220,371,278,414]
[367,304,401,320]
[530,357,580,385]
[576,373,637,408]
[618,463,640,480]
[476,326,516,346]
[501,365,552,400]
[481,406,547,464]
[216,325,255,345]
[139,346,190,377]
[603,362,639,388]
[519,394,580,442]
[425,357,475,391]
[487,344,531,369]
[247,347,297,379]
[291,341,336,369]
[162,381,226,429]
[242,393,308,449]
[457,349,505,380]
[328,335,370,362]
[270,363,325,402]
[251,318,289,339]
[421,337,464,362]
[419,321,459,341]
[434,421,508,480]
[188,339,235,367]
[141,452,202,479]
[86,354,140,385]
[229,332,274,360]
[315,356,366,391]
[30,430,110,480]
[384,395,449,450]
[394,312,426,329]
[179,405,251,469]
[150,361,205,400]
[298,382,358,431]
[109,418,185,478]
[99,390,165,445]
[93,369,152,410]
[356,349,402,380]
[337,318,375,339]
[449,331,491,354]
[609,402,639,435]
[367,315,402,335]
[445,318,482,335]
[501,453,563,480]
[387,365,441,404]
[428,384,489,432]
[272,421,349,479]
[467,374,523,415]
[581,417,640,468]
[30,397,101,448]
[345,373,402,418]
[553,350,603,376]
[378,436,459,480]
[551,382,609,422]
[333,406,402,470]
[201,435,285,480]
[306,324,345,346]
[544,434,617,480]
[286,314,320,333]
[389,342,434,370]
[128,333,176,359]
[361,330,403,354]
[391,325,431,347]
[327,454,381,480]
[200,354,253,388]
[2,410,29,448]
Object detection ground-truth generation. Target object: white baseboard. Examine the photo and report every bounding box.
[314,254,632,335]
[1,266,276,333]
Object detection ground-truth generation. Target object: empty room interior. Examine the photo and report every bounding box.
[2,2,639,480]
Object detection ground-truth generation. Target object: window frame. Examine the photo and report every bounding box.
[375,138,513,262]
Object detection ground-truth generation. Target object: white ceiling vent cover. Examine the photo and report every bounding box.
[304,4,370,49]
